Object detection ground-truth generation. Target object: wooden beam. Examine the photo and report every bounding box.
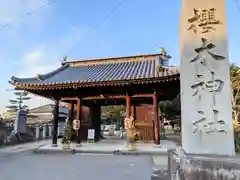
[61,97,79,101]
[61,93,164,101]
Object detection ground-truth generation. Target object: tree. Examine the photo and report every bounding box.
[159,94,180,120]
[6,90,31,112]
[230,63,240,127]
[101,105,125,121]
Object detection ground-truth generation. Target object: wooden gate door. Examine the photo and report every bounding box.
[135,106,154,142]
[72,106,92,142]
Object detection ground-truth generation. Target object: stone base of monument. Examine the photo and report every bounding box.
[8,131,34,145]
[168,149,240,180]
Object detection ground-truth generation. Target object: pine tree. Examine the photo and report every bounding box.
[6,90,31,112]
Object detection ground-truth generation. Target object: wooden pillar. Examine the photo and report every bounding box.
[76,98,81,120]
[52,99,59,146]
[126,94,131,117]
[76,98,81,144]
[91,103,101,141]
[67,103,72,116]
[71,102,74,122]
[153,91,160,145]
[68,102,74,124]
[131,105,135,118]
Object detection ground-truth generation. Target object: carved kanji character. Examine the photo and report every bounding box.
[205,109,226,133]
[192,110,206,133]
[191,71,223,106]
[188,8,221,34]
[192,109,226,134]
[190,38,225,64]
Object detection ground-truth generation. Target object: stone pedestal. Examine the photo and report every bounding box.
[35,126,40,140]
[42,124,47,139]
[48,124,52,137]
[168,149,240,180]
[14,109,27,134]
[180,0,235,156]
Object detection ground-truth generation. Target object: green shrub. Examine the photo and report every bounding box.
[61,123,72,144]
[235,125,240,152]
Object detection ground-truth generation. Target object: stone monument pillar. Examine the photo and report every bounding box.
[167,0,239,179]
[14,109,27,134]
[180,0,234,156]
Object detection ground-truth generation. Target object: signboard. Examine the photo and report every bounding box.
[87,129,95,140]
[72,119,80,130]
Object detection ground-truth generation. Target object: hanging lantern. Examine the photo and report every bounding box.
[73,119,80,130]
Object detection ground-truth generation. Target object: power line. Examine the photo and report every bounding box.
[3,0,56,28]
[98,0,126,28]
[65,0,127,56]
[233,0,240,13]
[20,0,30,4]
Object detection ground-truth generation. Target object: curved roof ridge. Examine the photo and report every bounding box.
[67,53,170,67]
[11,64,69,82]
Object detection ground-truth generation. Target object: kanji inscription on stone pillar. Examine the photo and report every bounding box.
[180,0,235,156]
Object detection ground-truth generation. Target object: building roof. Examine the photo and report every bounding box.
[29,104,68,115]
[10,53,180,90]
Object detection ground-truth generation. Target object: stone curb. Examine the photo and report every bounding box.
[33,148,76,155]
[32,148,169,156]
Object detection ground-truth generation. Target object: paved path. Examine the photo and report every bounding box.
[0,152,153,180]
[0,140,51,154]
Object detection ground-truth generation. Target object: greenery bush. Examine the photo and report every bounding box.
[61,123,72,144]
[235,125,240,152]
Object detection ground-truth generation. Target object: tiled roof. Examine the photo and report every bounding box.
[10,53,180,87]
[29,104,68,114]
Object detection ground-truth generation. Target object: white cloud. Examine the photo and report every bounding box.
[19,46,59,77]
[14,26,87,110]
[0,1,87,113]
[19,26,86,77]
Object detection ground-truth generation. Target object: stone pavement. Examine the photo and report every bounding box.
[0,139,177,180]
[0,139,52,154]
[0,152,153,180]
[35,140,178,156]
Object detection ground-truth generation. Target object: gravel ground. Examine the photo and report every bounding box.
[0,152,153,180]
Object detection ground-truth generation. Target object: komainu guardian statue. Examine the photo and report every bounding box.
[124,116,139,151]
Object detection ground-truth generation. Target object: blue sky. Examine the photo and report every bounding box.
[0,0,239,113]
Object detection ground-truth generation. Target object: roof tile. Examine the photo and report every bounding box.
[11,58,179,85]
